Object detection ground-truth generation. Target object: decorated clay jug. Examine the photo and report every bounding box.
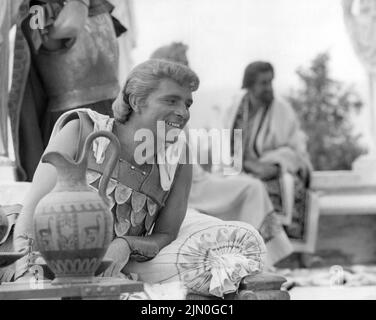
[33,131,120,284]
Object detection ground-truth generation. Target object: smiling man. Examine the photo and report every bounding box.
[12,59,200,281]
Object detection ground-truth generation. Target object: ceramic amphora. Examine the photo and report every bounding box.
[33,131,120,284]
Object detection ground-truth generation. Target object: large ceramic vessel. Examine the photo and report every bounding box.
[33,131,120,284]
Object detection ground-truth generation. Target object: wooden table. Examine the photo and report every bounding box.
[0,277,144,300]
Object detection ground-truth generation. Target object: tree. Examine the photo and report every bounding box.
[287,52,367,170]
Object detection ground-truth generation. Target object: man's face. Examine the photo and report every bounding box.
[250,71,274,107]
[140,78,193,142]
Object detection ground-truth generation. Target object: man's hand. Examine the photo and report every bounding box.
[244,160,280,180]
[48,0,89,40]
[100,238,131,278]
[297,164,312,185]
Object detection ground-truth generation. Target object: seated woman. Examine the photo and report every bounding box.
[13,59,199,280]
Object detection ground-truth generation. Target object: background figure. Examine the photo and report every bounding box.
[107,0,137,86]
[342,0,376,152]
[228,61,320,257]
[0,0,23,158]
[150,42,293,266]
[8,0,124,181]
[342,0,376,74]
[151,42,189,67]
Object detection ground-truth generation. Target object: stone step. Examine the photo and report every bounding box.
[310,171,376,216]
[319,194,376,215]
[311,171,376,193]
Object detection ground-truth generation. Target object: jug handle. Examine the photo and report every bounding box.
[78,131,121,204]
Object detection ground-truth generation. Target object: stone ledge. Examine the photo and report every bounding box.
[311,171,376,193]
[311,171,376,216]
[319,194,376,215]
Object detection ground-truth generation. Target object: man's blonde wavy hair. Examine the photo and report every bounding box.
[113,59,200,123]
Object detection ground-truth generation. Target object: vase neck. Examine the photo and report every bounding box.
[42,151,89,191]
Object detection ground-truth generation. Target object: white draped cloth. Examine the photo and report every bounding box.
[342,0,376,75]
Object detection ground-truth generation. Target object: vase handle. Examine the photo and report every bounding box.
[78,131,121,205]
